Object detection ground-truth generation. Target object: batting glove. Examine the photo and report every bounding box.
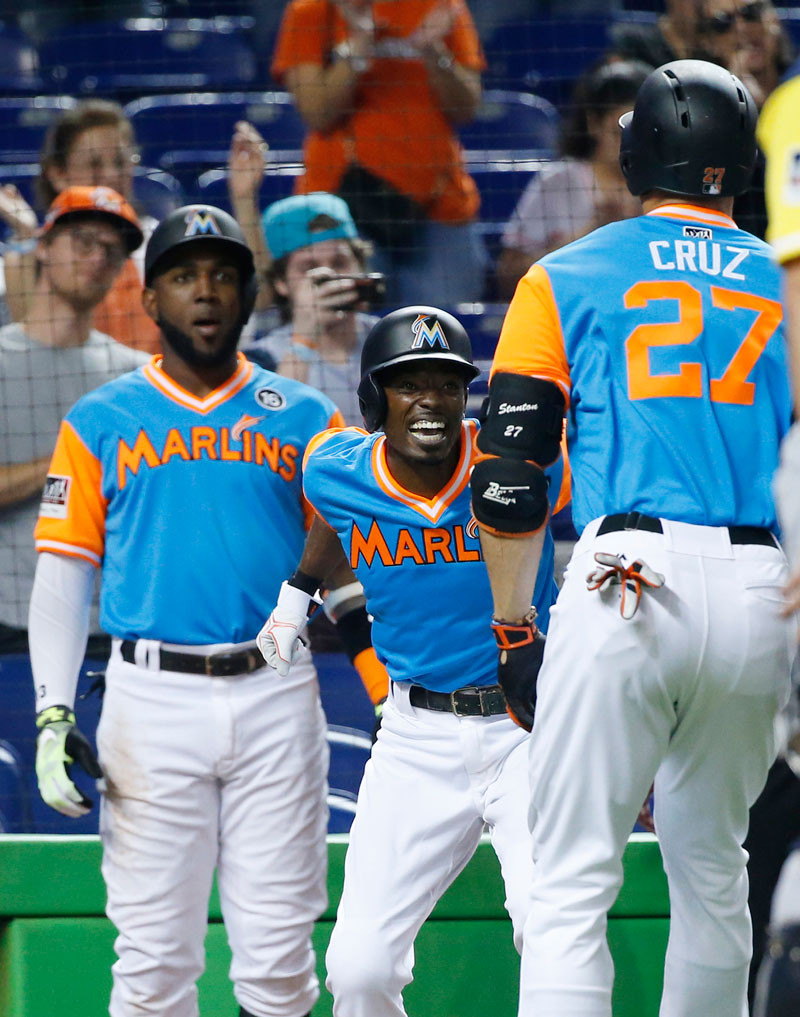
[257,580,320,676]
[491,609,545,732]
[35,705,103,817]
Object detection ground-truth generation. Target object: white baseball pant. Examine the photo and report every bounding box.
[518,517,796,1017]
[96,640,328,1017]
[325,680,533,1017]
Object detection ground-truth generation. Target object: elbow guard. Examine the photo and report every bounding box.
[471,373,562,536]
[471,456,549,536]
[476,372,565,466]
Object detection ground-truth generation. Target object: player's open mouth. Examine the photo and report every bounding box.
[408,418,447,446]
[193,318,222,339]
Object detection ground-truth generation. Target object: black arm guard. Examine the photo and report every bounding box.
[471,457,549,535]
[477,372,565,466]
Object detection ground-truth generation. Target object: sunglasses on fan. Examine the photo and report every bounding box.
[700,0,766,33]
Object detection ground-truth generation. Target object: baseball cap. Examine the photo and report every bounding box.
[40,185,144,254]
[262,192,358,260]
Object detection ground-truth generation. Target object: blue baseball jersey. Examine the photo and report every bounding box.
[492,204,792,533]
[35,354,343,644]
[303,420,564,692]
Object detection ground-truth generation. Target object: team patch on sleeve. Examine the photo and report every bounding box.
[39,475,71,518]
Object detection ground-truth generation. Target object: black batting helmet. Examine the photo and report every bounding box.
[144,204,257,318]
[357,305,480,432]
[619,59,758,198]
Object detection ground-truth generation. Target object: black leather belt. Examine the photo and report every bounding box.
[120,640,264,676]
[408,684,507,717]
[597,511,778,547]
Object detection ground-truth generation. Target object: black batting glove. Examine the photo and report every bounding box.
[491,609,546,732]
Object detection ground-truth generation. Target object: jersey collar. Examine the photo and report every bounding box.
[143,351,253,414]
[645,203,737,229]
[371,419,477,523]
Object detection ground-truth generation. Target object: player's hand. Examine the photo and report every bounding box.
[257,580,317,676]
[35,705,103,817]
[491,611,545,732]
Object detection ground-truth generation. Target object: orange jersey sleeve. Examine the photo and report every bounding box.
[491,264,572,404]
[34,420,107,567]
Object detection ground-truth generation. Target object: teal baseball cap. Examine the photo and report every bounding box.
[262,192,358,259]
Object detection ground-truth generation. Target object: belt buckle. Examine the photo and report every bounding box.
[206,652,238,677]
[450,688,478,717]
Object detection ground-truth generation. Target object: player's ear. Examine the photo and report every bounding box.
[273,276,289,299]
[141,286,158,322]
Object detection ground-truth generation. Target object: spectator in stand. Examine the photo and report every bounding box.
[496,61,649,300]
[244,193,380,426]
[0,99,160,353]
[695,0,795,237]
[608,0,705,68]
[270,0,488,308]
[694,0,794,110]
[0,185,146,661]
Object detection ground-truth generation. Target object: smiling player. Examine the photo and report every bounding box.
[257,305,568,1017]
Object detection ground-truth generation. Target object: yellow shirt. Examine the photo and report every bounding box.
[758,64,800,264]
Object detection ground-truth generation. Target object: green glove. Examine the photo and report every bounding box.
[35,705,103,817]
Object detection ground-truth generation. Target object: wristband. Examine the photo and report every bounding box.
[288,568,323,596]
[36,704,75,729]
[491,607,539,650]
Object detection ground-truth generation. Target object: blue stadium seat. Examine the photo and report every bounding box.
[327,725,372,799]
[467,155,547,223]
[0,26,43,95]
[39,18,259,96]
[0,97,77,164]
[194,164,302,214]
[483,16,611,104]
[0,739,33,833]
[124,91,305,193]
[458,90,559,157]
[448,303,509,411]
[132,166,184,221]
[327,790,359,834]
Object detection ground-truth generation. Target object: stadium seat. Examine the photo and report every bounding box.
[327,724,372,798]
[0,739,33,833]
[467,155,546,224]
[125,91,306,192]
[483,16,611,104]
[0,97,77,164]
[0,27,43,95]
[194,164,302,214]
[458,90,559,157]
[131,166,184,221]
[449,303,509,410]
[39,17,259,96]
[327,790,359,834]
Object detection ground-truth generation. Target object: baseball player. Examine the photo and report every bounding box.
[28,204,345,1017]
[256,305,568,1017]
[470,61,797,1017]
[762,54,800,579]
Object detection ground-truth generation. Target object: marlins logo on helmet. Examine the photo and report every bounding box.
[411,313,450,350]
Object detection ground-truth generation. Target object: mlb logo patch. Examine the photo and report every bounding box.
[40,474,71,519]
[784,146,800,205]
[702,167,726,196]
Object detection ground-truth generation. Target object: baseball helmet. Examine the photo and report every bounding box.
[357,305,480,432]
[619,59,758,198]
[144,204,257,318]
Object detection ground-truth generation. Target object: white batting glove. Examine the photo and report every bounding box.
[257,580,319,676]
[775,423,800,571]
